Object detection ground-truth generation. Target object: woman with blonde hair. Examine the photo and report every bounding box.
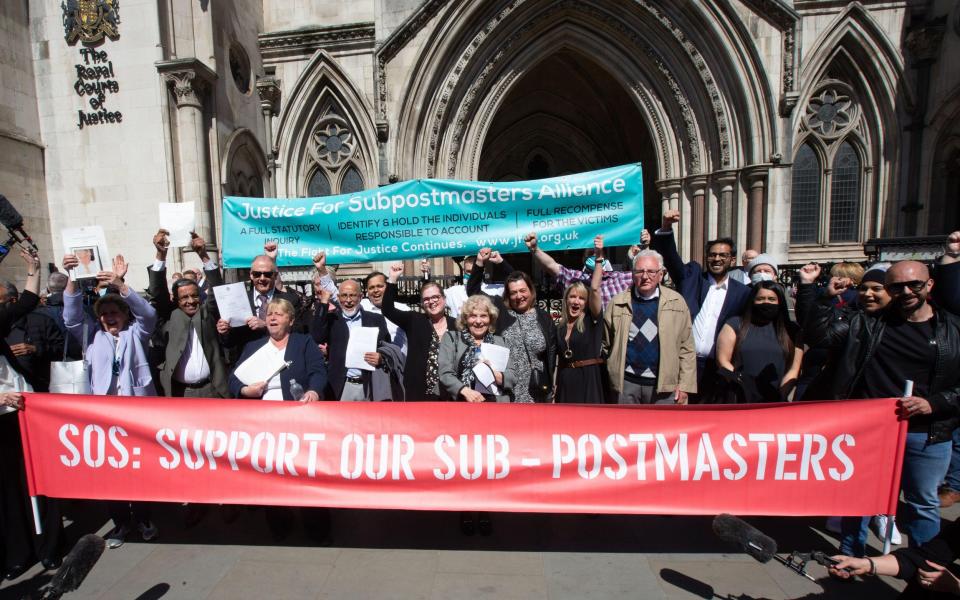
[555,235,605,403]
[438,294,514,403]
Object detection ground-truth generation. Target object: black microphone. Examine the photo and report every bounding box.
[0,194,38,252]
[39,534,106,599]
[712,513,777,563]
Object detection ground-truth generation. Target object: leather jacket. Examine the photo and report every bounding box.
[798,283,960,443]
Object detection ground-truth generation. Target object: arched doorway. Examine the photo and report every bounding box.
[477,49,658,272]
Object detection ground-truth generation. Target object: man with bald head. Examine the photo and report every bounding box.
[803,259,960,552]
[311,278,390,400]
[218,242,303,359]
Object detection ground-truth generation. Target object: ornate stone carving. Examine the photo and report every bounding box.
[256,75,281,116]
[156,59,217,109]
[904,23,945,63]
[259,23,375,59]
[308,115,356,168]
[802,80,859,139]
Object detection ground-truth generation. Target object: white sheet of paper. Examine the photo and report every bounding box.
[471,362,499,395]
[232,343,288,386]
[345,326,379,371]
[158,202,195,247]
[212,282,253,327]
[60,226,109,281]
[480,343,510,372]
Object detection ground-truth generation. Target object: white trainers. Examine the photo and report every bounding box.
[138,521,159,542]
[104,524,130,549]
[872,515,902,545]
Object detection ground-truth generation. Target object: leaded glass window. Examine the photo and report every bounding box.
[790,144,821,244]
[307,169,331,197]
[341,166,364,194]
[829,142,860,242]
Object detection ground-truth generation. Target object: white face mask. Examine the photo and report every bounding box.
[751,272,776,284]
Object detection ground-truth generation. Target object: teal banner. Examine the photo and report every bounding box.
[221,163,644,267]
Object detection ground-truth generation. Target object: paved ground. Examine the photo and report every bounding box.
[3,499,939,600]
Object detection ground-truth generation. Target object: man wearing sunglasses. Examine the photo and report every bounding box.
[218,242,303,358]
[803,258,960,550]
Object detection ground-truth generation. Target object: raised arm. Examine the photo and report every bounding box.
[0,251,41,331]
[933,231,960,315]
[192,233,223,287]
[650,210,689,289]
[107,255,157,337]
[382,263,418,330]
[524,232,561,277]
[588,235,604,319]
[466,248,491,297]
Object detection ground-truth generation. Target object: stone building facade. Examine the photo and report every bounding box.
[0,0,957,286]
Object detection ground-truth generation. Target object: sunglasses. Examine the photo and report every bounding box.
[250,270,275,279]
[884,279,928,294]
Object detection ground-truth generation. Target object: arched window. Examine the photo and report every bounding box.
[829,142,860,242]
[340,166,364,194]
[790,144,821,244]
[307,169,331,197]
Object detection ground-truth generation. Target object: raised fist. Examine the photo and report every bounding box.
[798,262,821,284]
[524,232,538,251]
[662,209,680,228]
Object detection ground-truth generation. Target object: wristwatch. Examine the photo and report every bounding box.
[594,257,605,264]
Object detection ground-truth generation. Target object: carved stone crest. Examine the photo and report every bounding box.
[62,0,120,45]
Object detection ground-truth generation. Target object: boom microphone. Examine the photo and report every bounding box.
[39,534,106,599]
[712,514,778,563]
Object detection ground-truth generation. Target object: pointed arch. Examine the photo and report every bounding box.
[221,128,268,197]
[274,50,378,197]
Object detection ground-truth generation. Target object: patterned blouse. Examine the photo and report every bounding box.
[425,328,441,397]
[501,309,546,403]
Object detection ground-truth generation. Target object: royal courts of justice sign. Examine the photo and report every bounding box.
[221,164,644,267]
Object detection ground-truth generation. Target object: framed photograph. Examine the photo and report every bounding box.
[61,226,109,282]
[70,246,102,279]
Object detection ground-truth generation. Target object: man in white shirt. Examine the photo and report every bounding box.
[359,271,409,355]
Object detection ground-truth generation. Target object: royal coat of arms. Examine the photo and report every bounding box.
[62,0,120,45]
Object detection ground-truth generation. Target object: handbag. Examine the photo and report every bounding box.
[49,321,91,394]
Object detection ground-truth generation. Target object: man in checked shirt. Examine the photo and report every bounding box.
[524,230,650,309]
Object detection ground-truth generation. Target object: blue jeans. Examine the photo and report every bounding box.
[900,433,952,547]
[942,428,960,492]
[839,516,871,557]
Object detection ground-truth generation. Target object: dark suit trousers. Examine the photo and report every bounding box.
[690,356,719,404]
[171,380,216,398]
[0,415,62,568]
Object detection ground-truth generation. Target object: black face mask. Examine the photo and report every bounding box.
[751,303,780,324]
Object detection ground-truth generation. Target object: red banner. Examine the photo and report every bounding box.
[18,393,907,516]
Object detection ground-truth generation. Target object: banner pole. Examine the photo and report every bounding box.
[883,381,913,555]
[30,496,42,535]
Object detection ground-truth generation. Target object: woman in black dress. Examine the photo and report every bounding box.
[556,235,605,403]
[715,281,803,403]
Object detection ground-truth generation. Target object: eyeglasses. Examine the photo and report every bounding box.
[250,270,275,279]
[706,252,732,259]
[884,279,928,294]
[421,294,443,304]
[632,269,663,277]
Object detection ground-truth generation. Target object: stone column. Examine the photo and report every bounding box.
[744,166,769,252]
[156,59,217,242]
[256,69,281,197]
[653,179,683,244]
[687,175,708,266]
[713,170,738,239]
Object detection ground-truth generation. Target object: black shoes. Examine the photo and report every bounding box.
[41,557,62,571]
[4,564,28,581]
[477,513,493,536]
[459,512,475,536]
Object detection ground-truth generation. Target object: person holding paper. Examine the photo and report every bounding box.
[801,260,960,552]
[148,230,221,313]
[61,252,159,550]
[467,248,556,403]
[228,298,325,402]
[310,279,390,401]
[382,263,457,401]
[437,294,514,404]
[218,244,303,359]
[555,235,606,404]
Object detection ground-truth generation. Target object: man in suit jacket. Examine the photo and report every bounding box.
[651,209,750,403]
[218,242,304,360]
[311,279,390,400]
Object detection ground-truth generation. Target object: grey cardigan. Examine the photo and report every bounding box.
[437,330,516,402]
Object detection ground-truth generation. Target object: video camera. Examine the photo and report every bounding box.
[0,193,39,264]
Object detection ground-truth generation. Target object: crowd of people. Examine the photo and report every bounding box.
[0,211,959,595]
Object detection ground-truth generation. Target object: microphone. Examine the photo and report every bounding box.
[712,514,777,563]
[39,534,106,599]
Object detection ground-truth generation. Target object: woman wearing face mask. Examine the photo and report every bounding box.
[555,236,605,403]
[715,281,803,403]
[62,253,159,549]
[466,248,556,403]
